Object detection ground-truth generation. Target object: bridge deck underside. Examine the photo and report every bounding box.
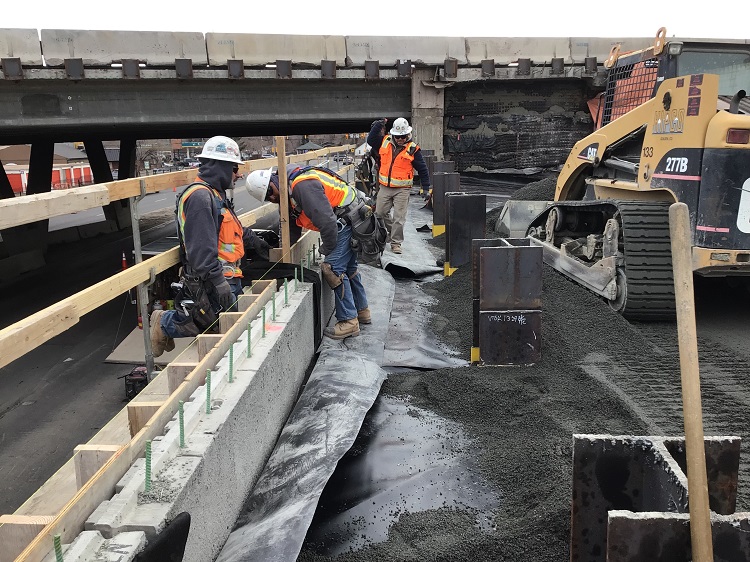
[0,79,411,143]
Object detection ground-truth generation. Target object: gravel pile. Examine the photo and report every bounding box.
[298,189,750,561]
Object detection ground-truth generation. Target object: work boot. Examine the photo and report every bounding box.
[150,310,173,357]
[357,308,372,324]
[391,243,402,254]
[324,318,360,340]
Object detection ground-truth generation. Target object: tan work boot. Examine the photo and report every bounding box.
[324,318,360,340]
[357,308,372,324]
[150,309,174,357]
[391,243,402,254]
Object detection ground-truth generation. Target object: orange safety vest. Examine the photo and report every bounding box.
[177,182,245,278]
[378,136,419,188]
[288,167,356,231]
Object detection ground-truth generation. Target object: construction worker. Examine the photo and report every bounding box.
[367,117,431,254]
[245,164,372,340]
[150,136,271,357]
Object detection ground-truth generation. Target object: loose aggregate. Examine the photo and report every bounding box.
[296,183,750,561]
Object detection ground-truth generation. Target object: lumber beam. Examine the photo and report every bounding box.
[126,401,165,438]
[0,515,55,562]
[73,445,121,489]
[219,312,244,334]
[0,145,353,231]
[0,302,78,369]
[0,186,110,230]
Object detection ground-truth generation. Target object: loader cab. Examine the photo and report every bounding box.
[596,40,750,130]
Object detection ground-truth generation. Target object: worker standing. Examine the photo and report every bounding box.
[150,136,270,357]
[367,117,431,254]
[245,164,377,340]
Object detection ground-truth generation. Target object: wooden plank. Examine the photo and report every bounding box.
[15,280,277,562]
[73,445,121,489]
[219,312,243,333]
[126,402,164,438]
[0,146,353,231]
[0,186,110,230]
[197,334,223,359]
[276,136,292,262]
[0,302,78,370]
[269,230,321,266]
[0,203,278,372]
[166,362,198,395]
[0,515,55,562]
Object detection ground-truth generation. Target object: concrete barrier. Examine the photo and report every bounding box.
[39,30,208,66]
[45,282,322,561]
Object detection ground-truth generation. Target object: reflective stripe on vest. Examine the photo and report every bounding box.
[378,136,418,188]
[289,168,356,231]
[178,183,245,278]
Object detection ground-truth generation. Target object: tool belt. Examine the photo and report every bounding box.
[174,270,219,334]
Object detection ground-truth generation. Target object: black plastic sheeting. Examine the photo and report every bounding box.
[218,192,490,561]
[216,266,395,562]
[301,395,502,556]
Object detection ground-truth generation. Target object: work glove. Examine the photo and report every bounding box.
[423,188,433,201]
[210,279,235,312]
[243,228,274,261]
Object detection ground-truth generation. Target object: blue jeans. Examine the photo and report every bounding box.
[326,224,368,322]
[161,277,243,338]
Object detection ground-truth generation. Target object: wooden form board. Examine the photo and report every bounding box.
[0,145,355,231]
[13,281,276,562]
[0,516,55,562]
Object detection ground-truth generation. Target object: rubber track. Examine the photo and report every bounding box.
[617,201,676,321]
[542,200,676,321]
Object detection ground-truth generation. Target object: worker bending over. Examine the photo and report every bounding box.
[246,164,384,340]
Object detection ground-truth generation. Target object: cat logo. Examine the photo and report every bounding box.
[578,143,598,162]
[652,109,685,134]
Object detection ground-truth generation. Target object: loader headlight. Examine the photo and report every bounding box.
[668,42,683,56]
[726,129,750,144]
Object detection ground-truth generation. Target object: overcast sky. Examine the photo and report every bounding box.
[4,1,749,39]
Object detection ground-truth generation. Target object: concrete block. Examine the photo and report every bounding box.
[42,530,145,562]
[40,30,208,66]
[206,33,346,66]
[0,29,43,65]
[346,36,467,66]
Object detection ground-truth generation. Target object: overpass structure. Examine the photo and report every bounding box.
[0,29,737,274]
[0,28,658,147]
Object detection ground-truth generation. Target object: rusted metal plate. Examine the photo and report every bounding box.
[479,310,541,365]
[480,245,542,310]
[434,160,455,174]
[471,239,506,299]
[432,172,460,226]
[446,193,485,268]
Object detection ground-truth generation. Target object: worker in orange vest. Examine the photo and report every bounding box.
[150,136,270,357]
[367,117,431,255]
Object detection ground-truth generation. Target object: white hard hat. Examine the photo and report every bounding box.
[246,168,274,201]
[196,136,243,164]
[389,117,412,136]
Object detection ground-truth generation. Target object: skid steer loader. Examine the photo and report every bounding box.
[500,28,750,320]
